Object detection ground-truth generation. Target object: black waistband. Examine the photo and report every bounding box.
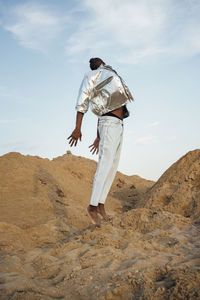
[102,112,123,120]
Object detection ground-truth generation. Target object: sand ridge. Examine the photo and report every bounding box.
[0,150,200,299]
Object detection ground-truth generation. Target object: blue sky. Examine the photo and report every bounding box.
[0,0,200,181]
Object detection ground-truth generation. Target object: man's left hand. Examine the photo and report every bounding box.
[89,137,100,155]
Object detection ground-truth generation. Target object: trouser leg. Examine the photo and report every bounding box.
[90,118,123,206]
[98,128,123,204]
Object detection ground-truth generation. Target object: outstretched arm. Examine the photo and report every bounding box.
[67,112,84,147]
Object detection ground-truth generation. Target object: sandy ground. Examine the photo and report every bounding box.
[0,150,200,299]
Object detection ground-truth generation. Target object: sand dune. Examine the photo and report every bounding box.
[143,149,200,222]
[0,150,199,299]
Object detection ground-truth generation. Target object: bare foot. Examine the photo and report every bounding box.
[86,205,101,228]
[97,204,113,224]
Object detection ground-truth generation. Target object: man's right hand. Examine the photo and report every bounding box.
[67,128,82,147]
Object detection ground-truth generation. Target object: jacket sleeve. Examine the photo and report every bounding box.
[75,74,92,114]
[121,78,134,102]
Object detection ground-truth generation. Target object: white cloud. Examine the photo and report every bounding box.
[166,135,177,141]
[65,0,200,63]
[136,135,157,145]
[148,121,160,127]
[2,2,66,52]
[66,0,167,58]
[2,0,200,63]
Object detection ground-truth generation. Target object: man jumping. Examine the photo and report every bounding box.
[68,58,134,227]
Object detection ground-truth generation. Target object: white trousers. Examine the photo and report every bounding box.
[90,116,124,206]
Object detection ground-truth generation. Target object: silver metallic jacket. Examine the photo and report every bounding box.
[75,65,134,116]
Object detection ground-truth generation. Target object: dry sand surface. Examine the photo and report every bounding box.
[0,149,200,299]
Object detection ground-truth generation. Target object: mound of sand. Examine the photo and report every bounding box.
[0,150,199,299]
[143,149,200,222]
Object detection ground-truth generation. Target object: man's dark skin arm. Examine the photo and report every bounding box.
[68,112,84,147]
